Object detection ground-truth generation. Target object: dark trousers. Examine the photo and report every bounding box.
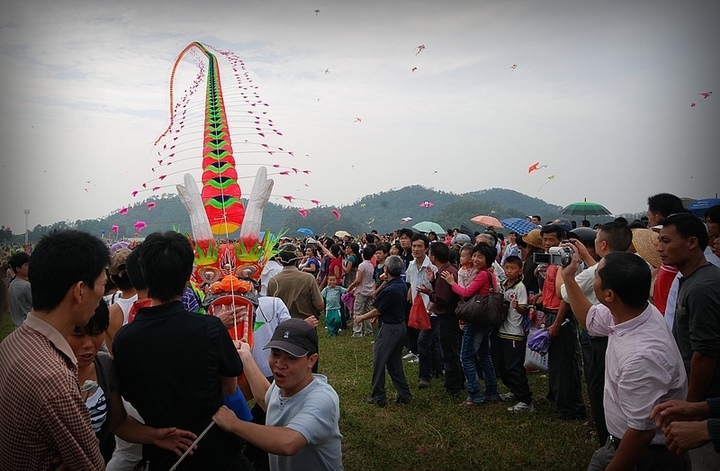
[437,314,464,393]
[491,333,532,404]
[418,315,443,381]
[587,336,609,445]
[545,310,586,419]
[371,323,412,401]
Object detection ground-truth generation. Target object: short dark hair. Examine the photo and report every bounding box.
[661,213,709,251]
[472,243,497,267]
[125,246,147,291]
[140,231,194,303]
[397,228,414,239]
[84,299,110,335]
[375,242,391,254]
[429,241,450,263]
[647,193,685,218]
[410,233,430,248]
[705,204,720,224]
[597,252,650,309]
[8,252,29,272]
[540,224,566,240]
[598,221,633,252]
[29,230,110,312]
[503,255,523,268]
[361,246,374,261]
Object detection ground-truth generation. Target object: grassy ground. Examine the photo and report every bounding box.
[0,313,597,470]
[319,325,597,471]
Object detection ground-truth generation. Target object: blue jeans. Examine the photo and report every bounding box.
[461,323,497,403]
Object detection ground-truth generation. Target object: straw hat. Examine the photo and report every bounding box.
[522,229,544,249]
[631,228,661,269]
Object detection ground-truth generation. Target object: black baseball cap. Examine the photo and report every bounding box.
[264,319,318,357]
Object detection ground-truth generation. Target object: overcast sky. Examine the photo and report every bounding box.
[1,0,718,233]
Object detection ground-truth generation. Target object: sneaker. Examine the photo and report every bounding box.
[352,332,363,338]
[418,379,430,389]
[402,352,418,361]
[500,392,516,402]
[365,397,387,407]
[508,401,534,412]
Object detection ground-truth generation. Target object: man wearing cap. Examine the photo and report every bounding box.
[266,243,324,326]
[213,318,344,471]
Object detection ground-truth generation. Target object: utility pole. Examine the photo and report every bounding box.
[24,209,30,245]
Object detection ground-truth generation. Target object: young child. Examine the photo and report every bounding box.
[493,255,533,412]
[321,274,346,336]
[456,243,477,289]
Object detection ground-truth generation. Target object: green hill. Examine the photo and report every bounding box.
[15,186,608,242]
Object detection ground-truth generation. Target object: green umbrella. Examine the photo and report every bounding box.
[412,221,445,234]
[560,199,612,220]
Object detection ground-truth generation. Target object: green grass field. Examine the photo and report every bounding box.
[318,326,597,470]
[0,313,597,470]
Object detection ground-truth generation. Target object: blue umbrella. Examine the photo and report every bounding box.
[499,217,538,236]
[527,328,550,354]
[296,227,314,235]
[686,198,720,217]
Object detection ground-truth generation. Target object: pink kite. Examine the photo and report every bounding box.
[298,209,308,218]
[131,190,139,197]
[111,225,119,235]
[311,199,321,205]
[134,221,147,232]
[147,202,156,211]
[332,209,341,220]
[279,171,290,175]
[119,206,129,215]
[283,195,294,203]
[419,200,434,208]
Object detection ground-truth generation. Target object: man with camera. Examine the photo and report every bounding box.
[558,222,633,445]
[535,220,586,421]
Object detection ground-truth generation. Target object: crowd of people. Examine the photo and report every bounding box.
[1,192,719,470]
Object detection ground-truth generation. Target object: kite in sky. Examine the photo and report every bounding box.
[147,202,156,211]
[355,117,362,123]
[691,91,713,107]
[400,217,412,224]
[332,209,342,220]
[538,175,555,191]
[314,9,320,16]
[415,44,425,55]
[298,208,308,218]
[528,161,549,173]
[111,225,119,236]
[419,200,434,208]
[411,67,418,72]
[511,64,518,71]
[134,221,147,232]
[119,206,129,215]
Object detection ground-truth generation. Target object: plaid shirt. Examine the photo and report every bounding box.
[0,313,104,470]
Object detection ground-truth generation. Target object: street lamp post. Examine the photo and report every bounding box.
[24,209,30,245]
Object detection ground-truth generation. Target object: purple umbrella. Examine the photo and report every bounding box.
[527,328,550,354]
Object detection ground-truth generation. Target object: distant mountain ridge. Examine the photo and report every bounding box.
[19,186,623,242]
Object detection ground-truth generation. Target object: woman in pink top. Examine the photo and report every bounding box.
[441,243,499,406]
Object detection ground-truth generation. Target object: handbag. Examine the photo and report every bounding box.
[455,271,508,327]
[408,292,432,331]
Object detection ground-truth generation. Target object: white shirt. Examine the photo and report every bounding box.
[586,303,687,444]
[560,264,599,306]
[260,260,283,296]
[405,256,436,309]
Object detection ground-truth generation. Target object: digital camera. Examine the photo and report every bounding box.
[532,246,573,267]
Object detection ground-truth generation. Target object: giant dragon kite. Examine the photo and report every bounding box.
[154,43,290,375]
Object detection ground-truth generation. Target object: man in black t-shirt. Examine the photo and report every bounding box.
[114,232,250,470]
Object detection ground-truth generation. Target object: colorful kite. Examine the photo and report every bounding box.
[691,91,713,107]
[147,202,156,211]
[298,208,308,218]
[419,200,434,208]
[111,225,119,235]
[134,221,147,232]
[538,175,555,191]
[119,206,129,215]
[528,162,548,173]
[332,209,342,220]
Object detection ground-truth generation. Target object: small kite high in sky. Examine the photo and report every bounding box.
[538,175,555,192]
[691,91,713,107]
[528,161,549,173]
[511,64,518,70]
[415,44,425,55]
